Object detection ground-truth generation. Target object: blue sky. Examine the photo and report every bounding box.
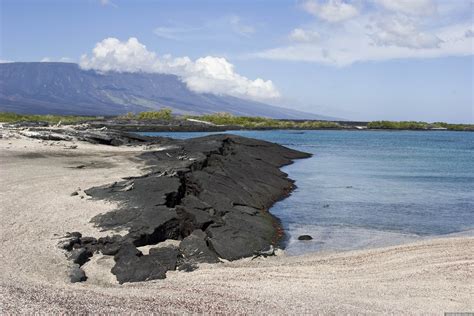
[1,0,473,122]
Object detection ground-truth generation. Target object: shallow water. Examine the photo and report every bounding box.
[139,130,474,255]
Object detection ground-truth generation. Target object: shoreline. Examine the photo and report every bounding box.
[1,126,473,313]
[92,123,474,133]
[3,117,472,133]
[1,125,311,284]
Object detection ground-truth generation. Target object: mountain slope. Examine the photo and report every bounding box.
[0,62,331,119]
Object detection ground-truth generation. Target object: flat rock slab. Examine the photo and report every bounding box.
[63,133,310,283]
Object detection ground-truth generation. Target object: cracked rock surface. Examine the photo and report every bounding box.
[62,133,310,283]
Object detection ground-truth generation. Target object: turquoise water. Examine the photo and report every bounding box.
[139,130,474,254]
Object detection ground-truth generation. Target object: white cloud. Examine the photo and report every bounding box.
[80,37,279,100]
[252,0,473,66]
[374,0,437,15]
[80,38,157,72]
[302,0,359,23]
[253,21,473,66]
[229,15,255,36]
[37,57,74,63]
[289,28,320,42]
[0,59,13,63]
[369,16,442,49]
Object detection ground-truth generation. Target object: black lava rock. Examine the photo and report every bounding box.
[63,134,310,283]
[148,246,180,270]
[58,237,81,251]
[112,252,168,284]
[68,248,92,265]
[65,232,82,238]
[179,229,219,264]
[69,264,87,283]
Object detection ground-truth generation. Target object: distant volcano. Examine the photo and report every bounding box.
[0,62,334,119]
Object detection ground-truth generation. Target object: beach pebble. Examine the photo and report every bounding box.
[298,235,313,241]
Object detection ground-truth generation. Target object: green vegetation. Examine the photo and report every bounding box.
[0,112,97,124]
[119,108,173,120]
[2,110,472,131]
[119,110,341,129]
[367,120,473,131]
[192,112,341,129]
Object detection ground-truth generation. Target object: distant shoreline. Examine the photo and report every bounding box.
[1,111,473,132]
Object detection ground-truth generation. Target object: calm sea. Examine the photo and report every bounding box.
[139,130,474,255]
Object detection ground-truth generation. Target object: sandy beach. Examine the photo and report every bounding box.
[1,134,473,314]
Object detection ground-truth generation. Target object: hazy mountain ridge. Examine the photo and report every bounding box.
[0,62,333,119]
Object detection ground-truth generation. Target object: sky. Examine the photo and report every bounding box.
[1,0,473,122]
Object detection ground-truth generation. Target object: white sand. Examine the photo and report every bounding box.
[1,134,473,314]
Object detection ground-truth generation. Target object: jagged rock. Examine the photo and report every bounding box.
[80,236,97,245]
[98,235,123,256]
[113,243,142,261]
[58,237,80,251]
[148,246,180,270]
[65,232,82,239]
[69,264,87,283]
[112,244,169,284]
[206,210,276,260]
[63,134,310,283]
[58,232,82,251]
[68,248,92,266]
[179,230,219,264]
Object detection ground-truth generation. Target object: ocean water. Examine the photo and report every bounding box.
[139,130,474,255]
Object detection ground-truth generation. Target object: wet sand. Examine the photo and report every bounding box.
[1,134,473,314]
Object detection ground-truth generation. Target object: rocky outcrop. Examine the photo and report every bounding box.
[61,133,310,283]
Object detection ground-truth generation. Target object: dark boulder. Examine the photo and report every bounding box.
[69,264,87,283]
[68,248,92,266]
[111,245,169,284]
[58,237,81,251]
[65,232,82,238]
[62,134,310,283]
[298,235,313,241]
[148,246,180,270]
[98,235,124,256]
[179,230,220,264]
